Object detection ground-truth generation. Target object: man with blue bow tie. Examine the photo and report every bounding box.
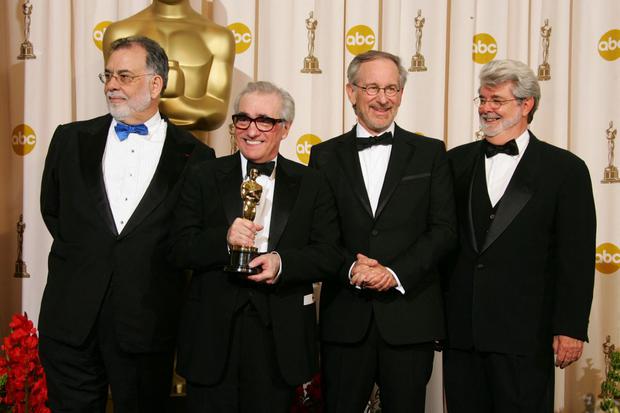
[39,36,213,412]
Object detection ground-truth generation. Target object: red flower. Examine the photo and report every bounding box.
[0,313,50,412]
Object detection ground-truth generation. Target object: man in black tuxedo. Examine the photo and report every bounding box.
[168,81,342,412]
[309,50,457,412]
[39,36,214,412]
[443,59,596,412]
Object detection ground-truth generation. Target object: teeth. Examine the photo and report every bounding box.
[245,140,262,145]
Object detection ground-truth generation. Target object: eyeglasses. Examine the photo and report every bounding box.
[232,114,285,132]
[353,83,401,97]
[98,71,155,85]
[473,97,523,109]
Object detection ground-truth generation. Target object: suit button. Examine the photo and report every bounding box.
[489,214,495,220]
[371,229,379,236]
[476,263,485,269]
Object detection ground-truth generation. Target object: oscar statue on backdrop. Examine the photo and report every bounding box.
[301,11,322,74]
[602,121,619,183]
[102,0,235,131]
[225,169,263,274]
[228,122,237,154]
[17,0,36,60]
[409,10,427,72]
[15,214,30,278]
[538,19,552,81]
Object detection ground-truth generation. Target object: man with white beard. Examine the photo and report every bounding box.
[442,59,596,413]
[39,36,213,412]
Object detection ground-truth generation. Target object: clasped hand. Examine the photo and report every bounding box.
[350,253,397,292]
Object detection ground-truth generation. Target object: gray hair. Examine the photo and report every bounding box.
[479,59,541,123]
[109,36,169,96]
[233,81,295,122]
[347,50,408,88]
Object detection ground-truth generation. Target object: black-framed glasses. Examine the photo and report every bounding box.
[473,97,523,109]
[353,83,401,97]
[98,71,155,85]
[232,114,285,132]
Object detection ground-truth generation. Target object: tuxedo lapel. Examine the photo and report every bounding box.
[78,115,117,236]
[466,147,484,254]
[217,154,243,226]
[268,156,301,251]
[479,134,540,254]
[375,126,416,219]
[336,128,373,218]
[119,123,195,238]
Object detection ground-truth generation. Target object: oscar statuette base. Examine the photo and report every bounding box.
[602,166,620,184]
[409,54,427,72]
[225,245,260,274]
[538,63,550,81]
[301,56,322,74]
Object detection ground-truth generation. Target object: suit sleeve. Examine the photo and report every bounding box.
[388,142,458,292]
[40,124,67,239]
[552,158,596,341]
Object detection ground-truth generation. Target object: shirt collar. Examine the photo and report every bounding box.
[356,122,396,139]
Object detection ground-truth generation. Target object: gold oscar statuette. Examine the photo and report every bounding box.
[602,121,619,183]
[15,214,30,278]
[538,19,551,81]
[228,122,238,154]
[409,9,427,72]
[17,0,36,60]
[225,169,263,274]
[301,11,322,74]
[102,0,235,131]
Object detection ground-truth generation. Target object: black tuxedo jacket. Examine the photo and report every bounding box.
[444,132,596,355]
[39,114,213,352]
[308,125,456,345]
[168,153,342,386]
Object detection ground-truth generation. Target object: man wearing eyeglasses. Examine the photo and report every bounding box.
[308,50,456,412]
[39,36,213,411]
[168,81,342,412]
[442,59,596,412]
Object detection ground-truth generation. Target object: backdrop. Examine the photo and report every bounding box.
[1,1,619,411]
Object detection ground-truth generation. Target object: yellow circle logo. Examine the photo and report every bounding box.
[296,134,322,164]
[346,25,376,55]
[11,124,36,156]
[92,21,112,51]
[228,22,252,54]
[598,29,620,61]
[472,33,497,64]
[596,243,620,275]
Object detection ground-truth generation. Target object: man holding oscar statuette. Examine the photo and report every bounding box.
[169,81,342,412]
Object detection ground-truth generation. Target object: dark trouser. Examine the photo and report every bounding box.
[443,347,554,413]
[186,305,295,413]
[39,290,174,413]
[321,319,434,413]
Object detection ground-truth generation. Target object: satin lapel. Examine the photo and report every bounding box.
[268,156,301,251]
[217,154,243,226]
[480,134,539,254]
[78,116,117,236]
[466,146,484,254]
[336,128,373,218]
[119,124,195,238]
[375,127,415,219]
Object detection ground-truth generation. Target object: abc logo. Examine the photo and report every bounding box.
[11,124,36,156]
[472,33,497,64]
[92,21,112,51]
[598,29,620,61]
[596,243,620,275]
[346,25,375,55]
[228,22,252,54]
[296,134,322,165]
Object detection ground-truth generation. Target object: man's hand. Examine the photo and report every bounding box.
[247,252,281,284]
[226,218,264,247]
[553,335,584,369]
[350,253,397,292]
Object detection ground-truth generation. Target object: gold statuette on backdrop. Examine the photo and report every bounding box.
[602,121,619,183]
[409,10,427,72]
[301,12,322,74]
[225,169,263,274]
[17,0,36,60]
[538,19,552,81]
[229,122,238,154]
[475,129,485,141]
[15,214,30,278]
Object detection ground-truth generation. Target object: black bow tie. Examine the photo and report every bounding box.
[484,139,519,158]
[356,132,393,151]
[247,160,275,177]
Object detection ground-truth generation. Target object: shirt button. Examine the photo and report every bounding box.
[476,263,485,269]
[490,214,495,219]
[125,198,128,201]
[131,149,135,153]
[371,229,379,236]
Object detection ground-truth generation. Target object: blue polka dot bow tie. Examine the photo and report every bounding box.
[114,122,148,141]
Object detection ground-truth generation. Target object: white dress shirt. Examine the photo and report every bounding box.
[354,123,404,294]
[485,130,530,206]
[103,112,166,233]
